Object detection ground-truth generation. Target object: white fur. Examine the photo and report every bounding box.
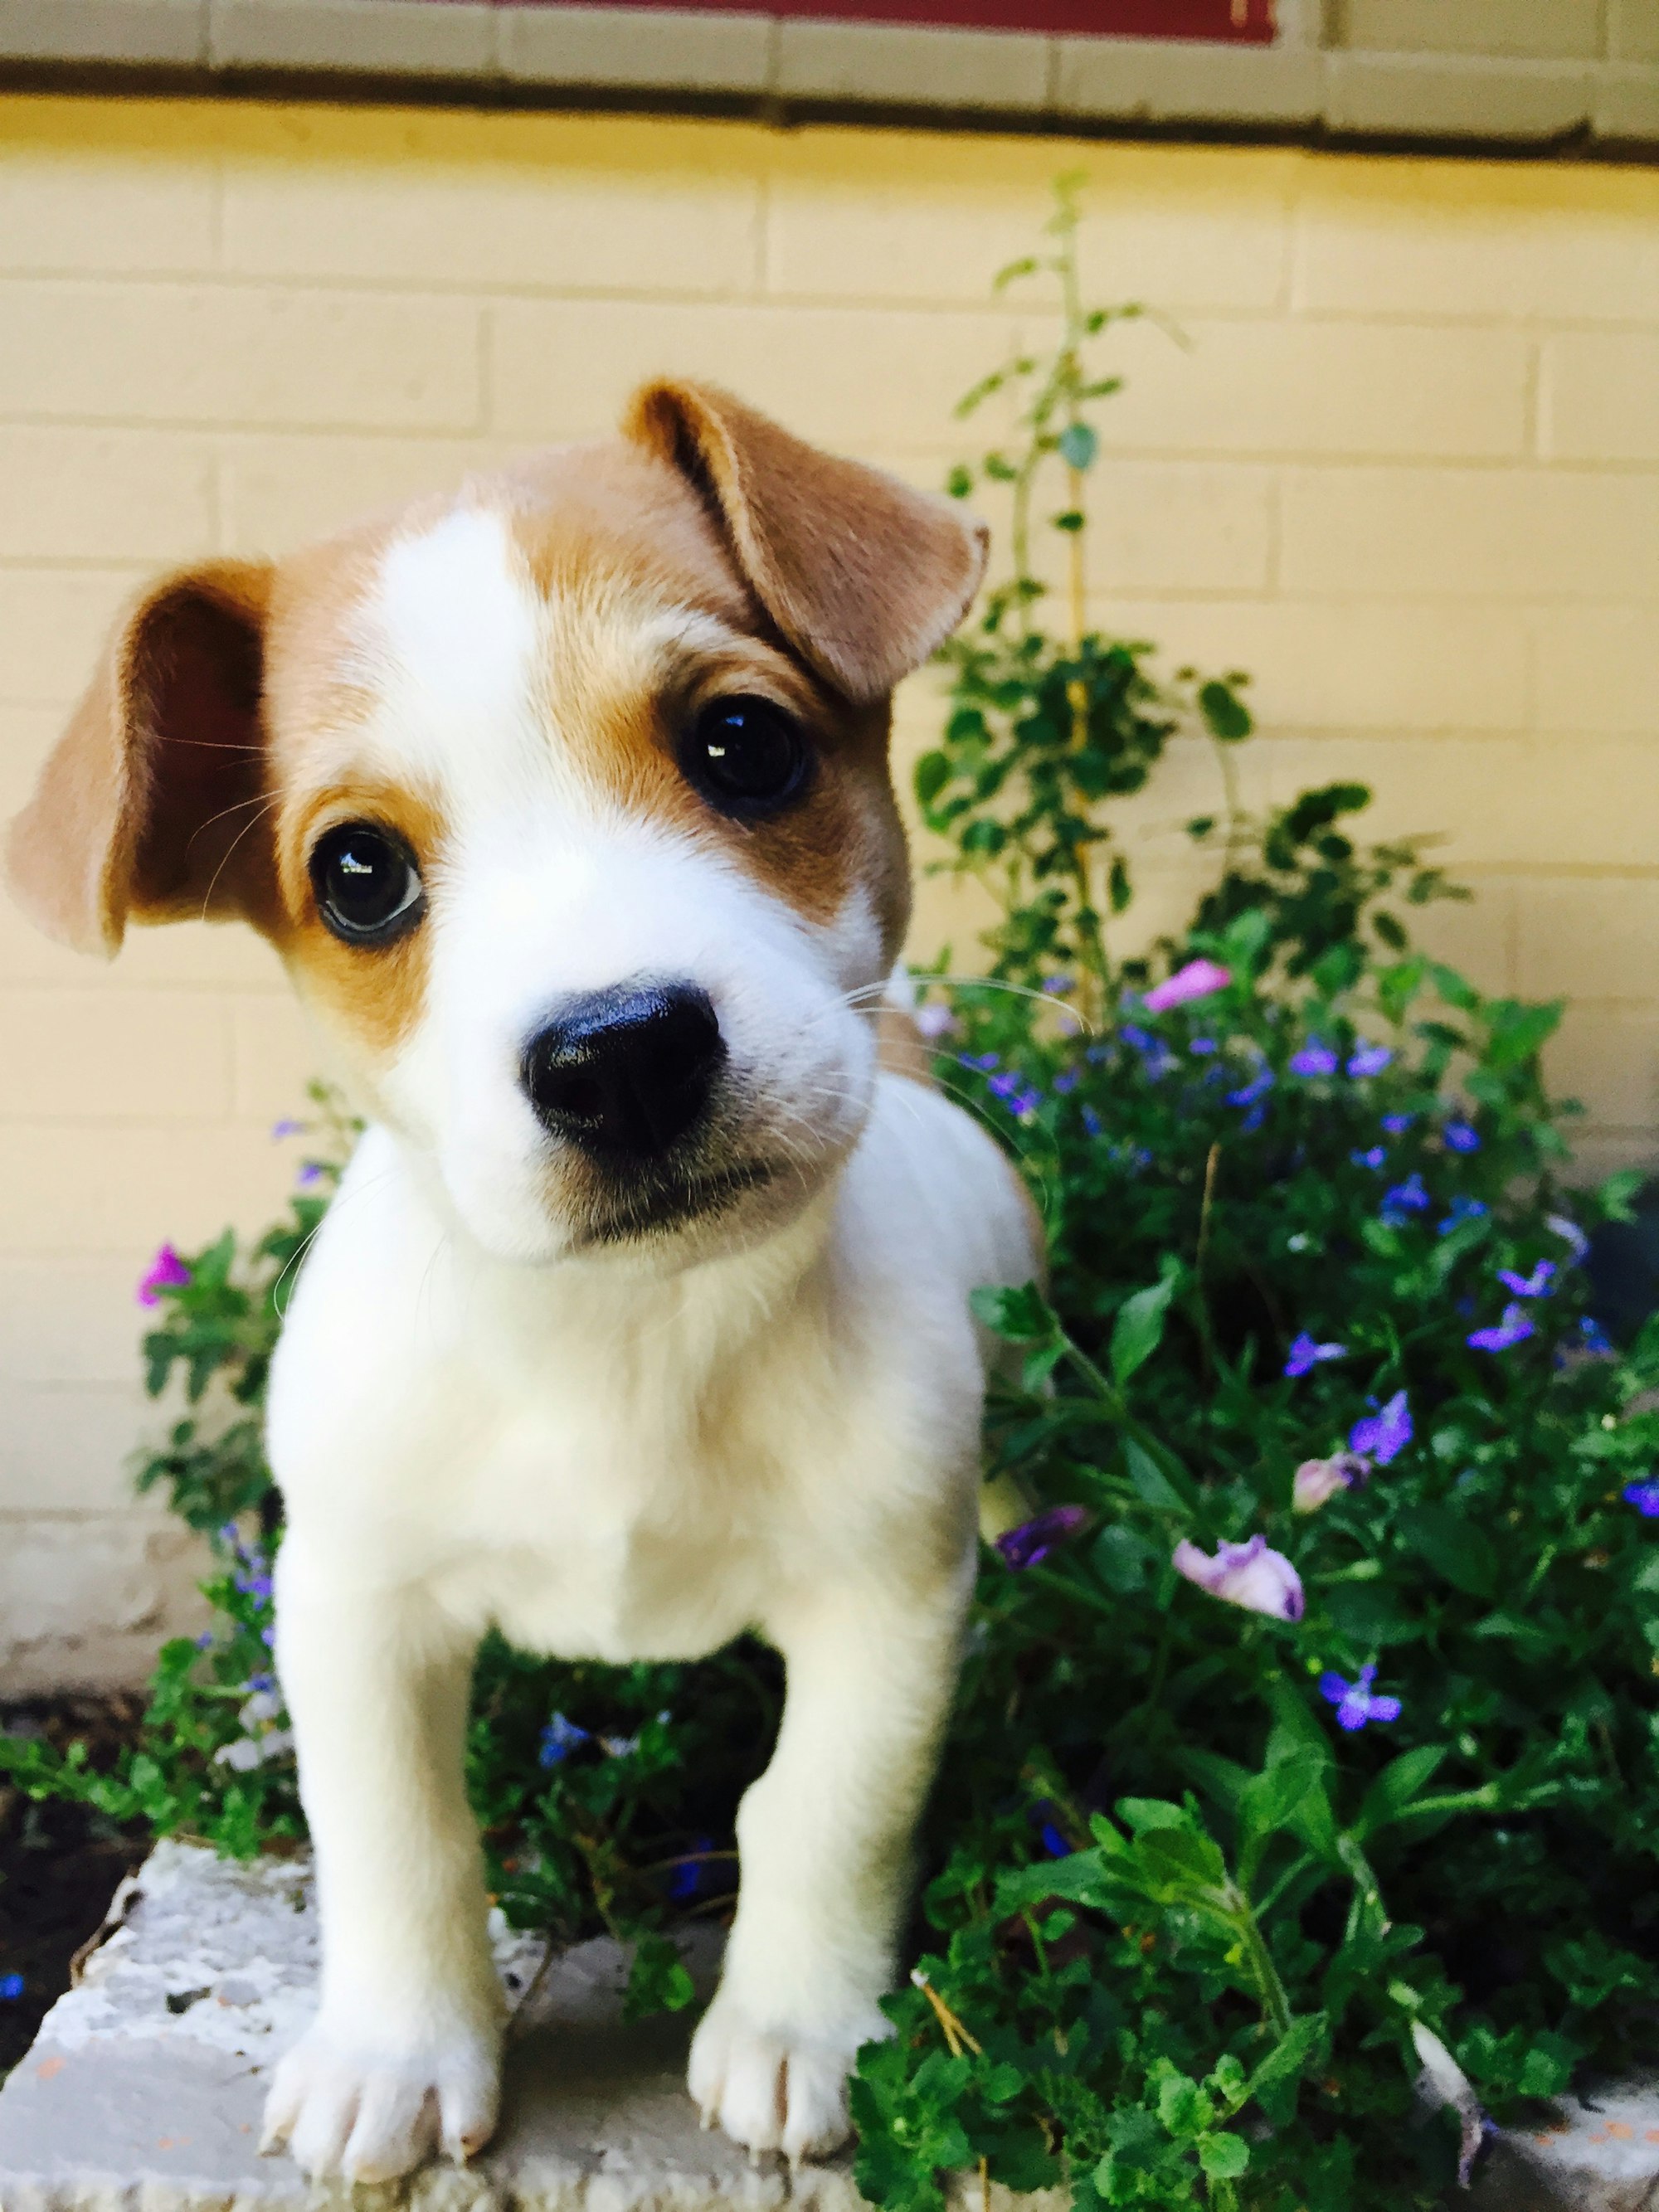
[259,506,1039,2180]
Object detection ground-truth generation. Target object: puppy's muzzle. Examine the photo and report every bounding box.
[522,981,726,1161]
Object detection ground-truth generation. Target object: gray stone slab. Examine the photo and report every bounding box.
[0,1839,851,2212]
[1324,50,1595,138]
[772,18,1052,113]
[1054,36,1322,124]
[208,0,495,78]
[0,0,206,66]
[497,4,772,95]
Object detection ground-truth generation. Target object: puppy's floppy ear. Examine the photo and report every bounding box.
[623,378,988,705]
[5,560,275,955]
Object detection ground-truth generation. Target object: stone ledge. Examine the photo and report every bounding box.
[0,1839,856,2212]
[0,0,1656,148]
[3,1840,1659,2212]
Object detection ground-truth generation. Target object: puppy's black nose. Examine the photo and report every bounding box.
[522,983,725,1160]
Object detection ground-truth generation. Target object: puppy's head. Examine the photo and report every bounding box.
[6,383,985,1266]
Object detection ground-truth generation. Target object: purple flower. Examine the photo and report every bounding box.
[1350,1390,1412,1465]
[1467,1303,1535,1354]
[194,1631,215,1651]
[1228,1066,1273,1111]
[235,1572,274,1605]
[1443,1121,1481,1153]
[0,1973,23,2001]
[1380,1174,1429,1227]
[995,1504,1088,1572]
[1042,975,1073,996]
[1285,1332,1347,1379]
[1381,1113,1415,1135]
[913,1002,957,1040]
[1439,1196,1488,1236]
[1319,1665,1402,1733]
[1291,1040,1338,1078]
[1293,1451,1369,1513]
[137,1243,191,1307]
[1580,1316,1614,1356]
[261,1626,275,1648]
[538,1712,591,1767]
[667,1836,716,1902]
[1053,1068,1078,1095]
[1548,1213,1590,1266]
[247,1671,275,1694]
[1497,1259,1556,1300]
[1172,1534,1304,1623]
[1081,1107,1103,1138]
[1351,1147,1386,1171]
[1143,958,1232,1014]
[270,1117,305,1140]
[961,1052,1000,1072]
[1623,1481,1659,1519]
[296,1162,325,1189]
[989,1071,1042,1117]
[1347,1042,1393,1078]
[1039,1823,1073,1860]
[1190,1036,1218,1056]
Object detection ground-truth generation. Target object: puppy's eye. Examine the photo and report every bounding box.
[309,822,425,946]
[680,697,809,814]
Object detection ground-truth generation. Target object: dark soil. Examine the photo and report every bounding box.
[0,1695,149,2078]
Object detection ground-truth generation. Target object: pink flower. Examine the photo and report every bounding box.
[1142,959,1232,1014]
[1292,1451,1369,1514]
[1172,1534,1304,1621]
[137,1243,191,1307]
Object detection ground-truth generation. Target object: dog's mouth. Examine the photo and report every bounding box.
[577,1157,782,1246]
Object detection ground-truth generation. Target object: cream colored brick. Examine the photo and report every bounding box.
[1262,734,1659,868]
[0,1122,295,1252]
[0,1514,208,1694]
[487,295,1010,454]
[0,1258,152,1385]
[0,425,214,560]
[1542,332,1659,464]
[1055,36,1322,125]
[1280,467,1659,600]
[0,987,234,1120]
[1335,0,1602,61]
[1612,0,1659,61]
[1594,63,1659,141]
[1546,1004,1659,1128]
[0,0,202,65]
[1408,876,1516,997]
[0,566,145,706]
[218,432,518,553]
[0,1384,149,1513]
[231,991,335,1122]
[208,0,492,75]
[965,462,1274,596]
[1102,314,1528,460]
[1295,159,1659,323]
[0,282,483,432]
[1563,1131,1659,1184]
[1532,608,1659,737]
[1516,876,1659,1000]
[0,888,293,993]
[0,112,216,275]
[1092,597,1528,733]
[766,136,1295,314]
[221,107,763,295]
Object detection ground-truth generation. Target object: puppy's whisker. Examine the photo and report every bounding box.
[197,790,281,921]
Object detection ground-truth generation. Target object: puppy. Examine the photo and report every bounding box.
[5,382,1040,2182]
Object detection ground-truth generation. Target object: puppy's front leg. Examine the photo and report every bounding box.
[261,1553,503,2184]
[689,1573,969,2163]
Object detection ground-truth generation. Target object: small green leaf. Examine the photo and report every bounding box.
[1199,2132,1250,2181]
[1057,421,1098,472]
[1110,1268,1179,1386]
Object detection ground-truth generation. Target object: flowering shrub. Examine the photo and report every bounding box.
[6,182,1659,2205]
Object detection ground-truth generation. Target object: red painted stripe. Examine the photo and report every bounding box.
[465,0,1276,41]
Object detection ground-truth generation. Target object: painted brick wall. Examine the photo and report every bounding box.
[2,95,1657,1688]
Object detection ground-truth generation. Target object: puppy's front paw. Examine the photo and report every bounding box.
[260,2017,500,2183]
[688,1991,888,2164]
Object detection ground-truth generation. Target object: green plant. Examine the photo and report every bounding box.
[7,181,1659,2208]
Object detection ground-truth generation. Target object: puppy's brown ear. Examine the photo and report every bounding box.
[5,560,275,955]
[624,379,988,705]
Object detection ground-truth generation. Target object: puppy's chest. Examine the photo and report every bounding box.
[421,1346,811,1662]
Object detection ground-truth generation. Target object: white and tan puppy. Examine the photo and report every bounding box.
[5,382,1039,2184]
